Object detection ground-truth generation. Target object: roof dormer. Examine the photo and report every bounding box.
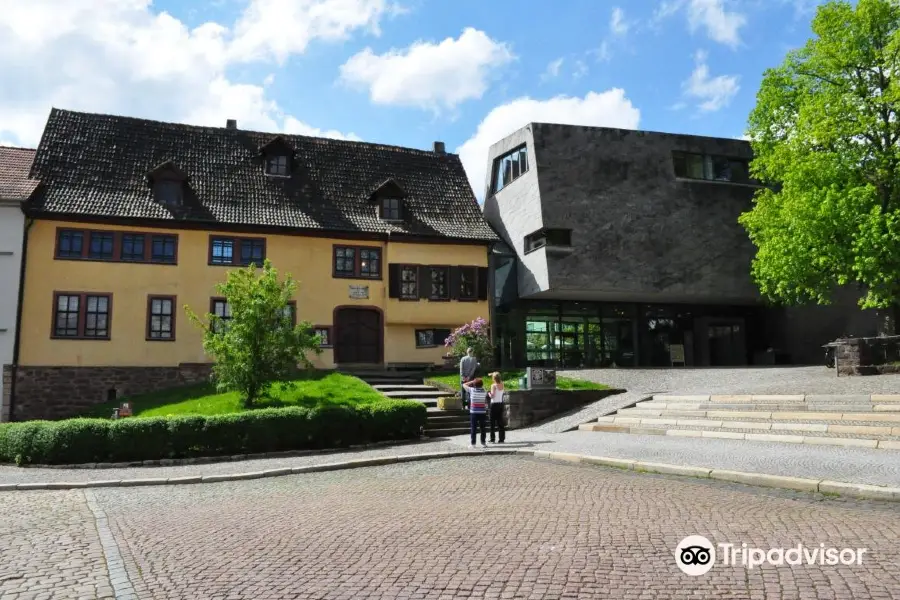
[260,136,294,177]
[147,161,189,207]
[369,178,408,222]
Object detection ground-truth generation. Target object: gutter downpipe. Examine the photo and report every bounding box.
[8,214,34,422]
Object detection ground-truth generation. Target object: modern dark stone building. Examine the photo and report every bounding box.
[483,123,876,368]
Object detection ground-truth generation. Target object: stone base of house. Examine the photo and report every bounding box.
[1,363,213,422]
[504,389,623,429]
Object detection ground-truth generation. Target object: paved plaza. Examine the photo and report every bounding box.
[2,456,900,599]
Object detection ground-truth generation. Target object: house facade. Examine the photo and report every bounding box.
[5,109,495,421]
[0,147,36,421]
[483,123,874,369]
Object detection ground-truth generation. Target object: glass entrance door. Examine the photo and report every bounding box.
[708,321,745,366]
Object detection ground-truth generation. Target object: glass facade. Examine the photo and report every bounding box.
[494,298,762,369]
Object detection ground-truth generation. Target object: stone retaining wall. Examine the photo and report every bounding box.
[834,336,900,376]
[1,363,213,421]
[504,389,622,429]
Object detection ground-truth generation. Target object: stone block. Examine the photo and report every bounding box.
[745,433,804,444]
[819,480,900,500]
[752,395,805,402]
[666,429,704,437]
[633,461,712,478]
[806,394,871,404]
[873,405,900,412]
[710,469,820,492]
[802,436,878,448]
[771,411,842,420]
[639,418,679,426]
[828,424,893,436]
[843,413,900,422]
[872,394,900,402]
[580,456,635,470]
[772,422,827,432]
[707,410,770,419]
[709,395,752,403]
[676,419,721,428]
[720,421,771,430]
[700,430,745,440]
[654,395,710,402]
[877,440,900,450]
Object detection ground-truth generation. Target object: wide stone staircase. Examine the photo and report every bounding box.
[349,370,469,438]
[579,393,900,451]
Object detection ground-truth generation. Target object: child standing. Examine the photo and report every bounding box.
[488,372,506,444]
[464,377,488,449]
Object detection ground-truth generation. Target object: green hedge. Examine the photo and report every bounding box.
[0,401,426,466]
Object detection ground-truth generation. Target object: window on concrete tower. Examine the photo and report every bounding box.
[491,145,528,194]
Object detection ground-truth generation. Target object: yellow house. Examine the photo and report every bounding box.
[6,109,497,420]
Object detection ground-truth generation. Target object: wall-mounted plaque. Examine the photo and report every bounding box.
[526,367,557,390]
[349,285,369,299]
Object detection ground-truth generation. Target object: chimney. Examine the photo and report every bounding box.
[433,141,445,155]
[226,119,237,130]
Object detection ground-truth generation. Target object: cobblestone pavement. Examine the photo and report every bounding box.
[9,456,899,599]
[564,366,900,395]
[0,490,113,599]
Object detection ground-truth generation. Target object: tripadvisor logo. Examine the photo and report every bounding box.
[675,536,868,576]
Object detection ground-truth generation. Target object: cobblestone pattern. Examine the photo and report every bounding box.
[563,366,900,396]
[0,490,113,599]
[88,457,900,599]
[12,364,212,421]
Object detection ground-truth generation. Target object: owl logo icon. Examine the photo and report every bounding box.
[675,536,715,576]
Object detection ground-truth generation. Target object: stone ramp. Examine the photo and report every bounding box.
[579,393,900,451]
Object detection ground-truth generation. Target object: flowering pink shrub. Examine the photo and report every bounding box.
[444,317,494,367]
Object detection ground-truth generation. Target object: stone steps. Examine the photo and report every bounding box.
[618,407,900,422]
[636,401,900,412]
[594,415,900,436]
[380,390,446,399]
[578,423,900,450]
[581,392,900,451]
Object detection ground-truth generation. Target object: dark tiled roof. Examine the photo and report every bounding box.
[0,146,37,200]
[27,109,498,242]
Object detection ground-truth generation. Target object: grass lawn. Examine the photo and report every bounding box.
[81,371,386,418]
[425,370,609,392]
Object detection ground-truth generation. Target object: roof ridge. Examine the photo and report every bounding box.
[49,107,459,159]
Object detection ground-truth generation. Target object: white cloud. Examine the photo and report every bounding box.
[652,0,746,48]
[688,0,746,48]
[541,58,564,82]
[610,7,629,35]
[338,28,514,111]
[681,50,740,111]
[457,90,641,199]
[593,41,612,63]
[229,0,399,64]
[0,0,381,147]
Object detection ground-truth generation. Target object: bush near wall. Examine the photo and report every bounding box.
[0,401,426,466]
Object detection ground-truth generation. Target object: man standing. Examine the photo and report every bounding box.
[459,347,478,409]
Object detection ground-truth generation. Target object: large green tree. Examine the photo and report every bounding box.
[186,260,321,407]
[740,0,900,330]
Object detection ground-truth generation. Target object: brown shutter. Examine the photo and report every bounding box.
[477,267,489,301]
[388,264,400,298]
[449,266,460,300]
[418,266,431,299]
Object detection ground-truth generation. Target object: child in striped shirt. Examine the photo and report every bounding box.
[463,378,488,449]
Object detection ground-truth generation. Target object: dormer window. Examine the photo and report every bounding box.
[154,180,183,206]
[266,154,290,177]
[147,161,189,208]
[380,197,402,221]
[260,136,294,178]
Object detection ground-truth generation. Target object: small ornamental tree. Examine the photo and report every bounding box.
[444,317,494,368]
[185,259,322,408]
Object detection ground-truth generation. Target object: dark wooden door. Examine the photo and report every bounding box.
[334,308,382,364]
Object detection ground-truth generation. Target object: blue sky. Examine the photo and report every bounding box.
[0,0,828,196]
